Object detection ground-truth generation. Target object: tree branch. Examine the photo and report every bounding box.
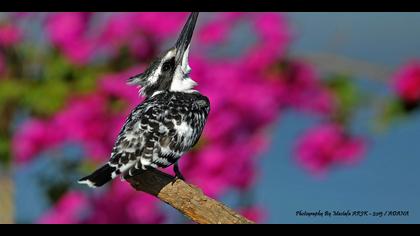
[127,169,254,224]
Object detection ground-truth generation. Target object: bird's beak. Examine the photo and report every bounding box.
[175,12,199,69]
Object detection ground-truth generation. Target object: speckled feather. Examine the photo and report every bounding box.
[108,91,210,178]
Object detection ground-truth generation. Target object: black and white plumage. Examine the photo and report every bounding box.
[78,12,210,188]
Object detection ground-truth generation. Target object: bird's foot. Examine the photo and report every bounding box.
[173,162,186,181]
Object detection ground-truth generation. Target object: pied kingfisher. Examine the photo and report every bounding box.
[78,12,210,188]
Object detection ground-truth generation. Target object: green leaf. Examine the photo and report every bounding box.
[375,98,407,132]
[327,75,360,108]
[72,68,99,94]
[325,74,363,123]
[43,50,74,82]
[0,135,11,166]
[0,80,26,102]
[22,80,70,117]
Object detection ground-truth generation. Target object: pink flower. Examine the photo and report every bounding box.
[128,36,154,60]
[99,13,136,47]
[83,181,165,224]
[99,13,154,59]
[99,13,189,60]
[132,12,188,40]
[393,61,420,103]
[197,13,244,45]
[125,193,165,224]
[295,123,366,176]
[0,23,22,47]
[198,21,230,45]
[183,133,268,197]
[46,13,90,47]
[99,66,144,105]
[46,13,94,65]
[243,13,290,72]
[239,206,266,223]
[60,40,94,65]
[276,61,336,115]
[38,191,88,224]
[13,95,114,163]
[38,180,165,224]
[59,94,130,161]
[12,120,53,163]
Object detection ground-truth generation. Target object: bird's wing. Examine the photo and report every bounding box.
[108,92,209,178]
[107,95,179,173]
[107,100,160,174]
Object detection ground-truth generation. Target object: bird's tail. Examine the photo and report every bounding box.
[78,163,118,188]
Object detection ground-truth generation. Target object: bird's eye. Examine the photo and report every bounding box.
[162,63,171,72]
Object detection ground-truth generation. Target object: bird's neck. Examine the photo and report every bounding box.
[150,89,198,97]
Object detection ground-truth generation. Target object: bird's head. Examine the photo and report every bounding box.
[128,12,199,97]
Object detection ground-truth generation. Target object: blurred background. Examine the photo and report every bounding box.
[0,12,419,224]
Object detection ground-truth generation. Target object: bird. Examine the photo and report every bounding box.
[78,12,210,188]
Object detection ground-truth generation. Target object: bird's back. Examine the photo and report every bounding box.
[110,91,210,176]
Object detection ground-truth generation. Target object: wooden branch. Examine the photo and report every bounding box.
[127,169,254,224]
